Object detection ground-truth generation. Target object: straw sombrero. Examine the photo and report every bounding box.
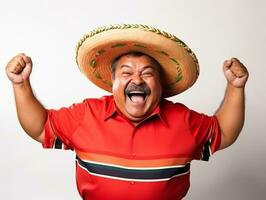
[76,24,199,97]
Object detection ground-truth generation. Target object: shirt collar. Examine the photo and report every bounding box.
[152,100,168,127]
[103,96,168,127]
[103,96,118,120]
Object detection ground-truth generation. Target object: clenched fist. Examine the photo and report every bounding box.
[223,58,249,88]
[6,53,32,84]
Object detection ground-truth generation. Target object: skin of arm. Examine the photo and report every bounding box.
[6,53,46,143]
[215,58,249,150]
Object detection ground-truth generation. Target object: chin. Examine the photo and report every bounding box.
[126,110,149,121]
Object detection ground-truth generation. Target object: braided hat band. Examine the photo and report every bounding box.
[76,24,199,97]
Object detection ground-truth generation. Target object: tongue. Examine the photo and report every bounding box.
[131,95,145,103]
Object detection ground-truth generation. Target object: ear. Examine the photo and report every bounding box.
[111,72,115,81]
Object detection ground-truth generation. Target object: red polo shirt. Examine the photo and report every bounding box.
[43,95,221,200]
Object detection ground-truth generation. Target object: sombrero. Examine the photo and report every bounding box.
[76,24,199,97]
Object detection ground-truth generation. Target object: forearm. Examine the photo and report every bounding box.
[215,84,245,149]
[13,80,47,143]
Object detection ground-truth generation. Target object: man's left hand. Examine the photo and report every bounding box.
[223,58,249,88]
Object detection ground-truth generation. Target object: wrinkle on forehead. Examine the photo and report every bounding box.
[111,52,162,77]
[120,64,157,72]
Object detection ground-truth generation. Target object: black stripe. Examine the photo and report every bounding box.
[54,138,63,149]
[76,156,190,180]
[201,141,211,161]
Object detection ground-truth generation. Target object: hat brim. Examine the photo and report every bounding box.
[76,24,199,97]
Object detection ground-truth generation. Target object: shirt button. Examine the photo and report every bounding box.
[132,153,136,157]
[130,181,135,185]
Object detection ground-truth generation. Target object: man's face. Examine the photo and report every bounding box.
[112,54,162,123]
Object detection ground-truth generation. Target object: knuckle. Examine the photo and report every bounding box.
[10,61,21,71]
[13,60,20,67]
[6,55,24,72]
[15,55,23,62]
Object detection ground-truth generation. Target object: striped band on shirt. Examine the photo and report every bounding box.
[75,151,191,182]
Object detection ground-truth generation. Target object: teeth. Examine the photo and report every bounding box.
[129,91,145,94]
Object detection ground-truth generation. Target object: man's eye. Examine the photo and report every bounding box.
[122,72,132,76]
[142,72,153,77]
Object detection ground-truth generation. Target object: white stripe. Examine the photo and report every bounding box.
[206,138,212,156]
[208,139,212,156]
[76,161,190,182]
[52,139,56,149]
[78,158,190,170]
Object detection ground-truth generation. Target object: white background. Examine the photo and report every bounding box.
[0,0,265,199]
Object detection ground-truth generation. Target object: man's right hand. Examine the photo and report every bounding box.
[6,53,32,84]
[6,53,46,143]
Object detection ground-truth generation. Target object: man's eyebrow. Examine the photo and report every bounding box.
[120,65,157,72]
[120,65,156,69]
[142,65,156,70]
[120,65,132,69]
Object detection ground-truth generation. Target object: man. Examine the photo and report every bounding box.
[6,24,248,200]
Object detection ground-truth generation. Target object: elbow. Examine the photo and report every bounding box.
[219,130,241,150]
[35,130,45,144]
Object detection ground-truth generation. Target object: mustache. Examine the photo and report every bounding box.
[125,83,151,95]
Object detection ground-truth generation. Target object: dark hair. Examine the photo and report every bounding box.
[111,51,161,79]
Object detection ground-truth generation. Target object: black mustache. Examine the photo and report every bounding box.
[125,83,151,95]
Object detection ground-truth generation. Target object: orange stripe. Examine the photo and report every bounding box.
[76,151,190,168]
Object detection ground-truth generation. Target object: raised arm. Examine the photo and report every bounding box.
[215,58,249,150]
[6,53,47,143]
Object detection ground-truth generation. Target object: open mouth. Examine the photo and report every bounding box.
[127,91,147,103]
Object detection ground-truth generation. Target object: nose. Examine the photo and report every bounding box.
[131,73,144,85]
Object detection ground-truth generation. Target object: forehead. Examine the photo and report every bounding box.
[116,55,160,70]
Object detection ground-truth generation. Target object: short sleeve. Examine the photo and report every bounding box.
[42,101,86,150]
[187,109,221,161]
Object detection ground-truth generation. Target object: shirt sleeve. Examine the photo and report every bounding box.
[42,101,86,150]
[187,109,221,161]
